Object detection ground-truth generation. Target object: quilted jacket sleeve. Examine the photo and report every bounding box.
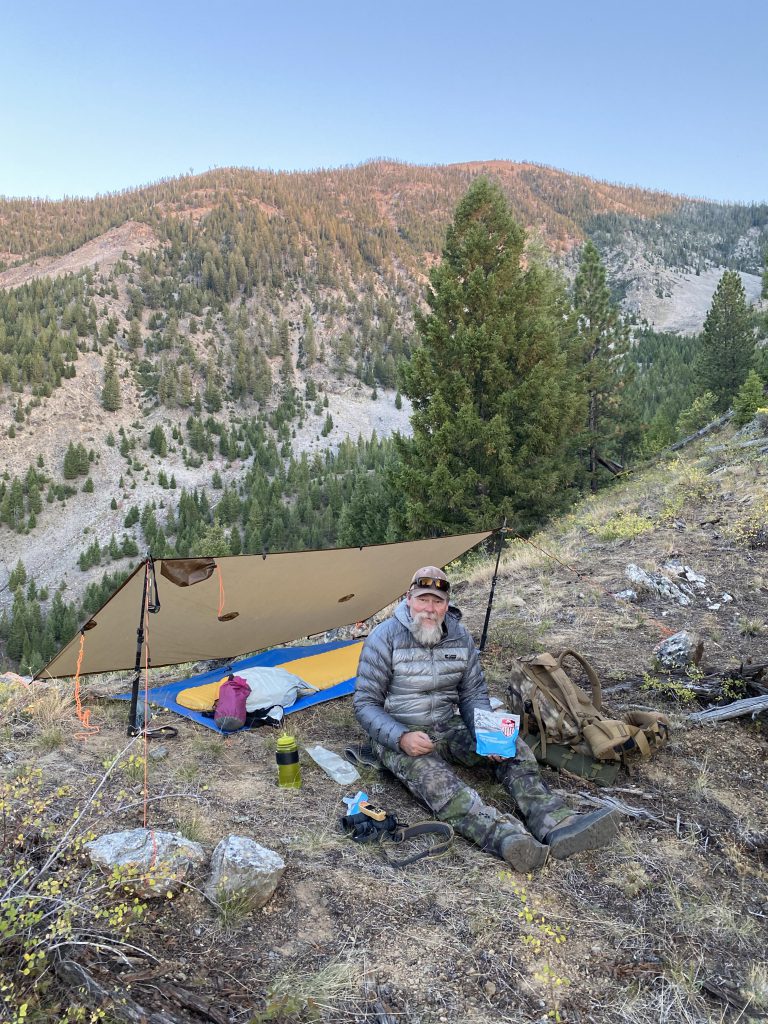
[353,621,409,752]
[457,629,492,736]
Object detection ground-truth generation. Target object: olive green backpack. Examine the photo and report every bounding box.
[507,650,670,786]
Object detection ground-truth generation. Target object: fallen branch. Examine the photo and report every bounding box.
[688,695,768,723]
[576,791,667,825]
[55,957,184,1024]
[668,411,733,452]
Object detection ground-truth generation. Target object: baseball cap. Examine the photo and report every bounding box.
[409,565,450,600]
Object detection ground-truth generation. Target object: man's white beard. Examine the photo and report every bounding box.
[411,613,443,647]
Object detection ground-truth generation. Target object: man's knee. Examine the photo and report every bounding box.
[379,749,467,814]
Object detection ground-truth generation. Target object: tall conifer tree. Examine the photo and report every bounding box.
[394,178,583,536]
[697,270,755,410]
[101,348,122,411]
[573,240,632,491]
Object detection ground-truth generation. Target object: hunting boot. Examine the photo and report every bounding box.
[543,806,621,860]
[499,830,550,873]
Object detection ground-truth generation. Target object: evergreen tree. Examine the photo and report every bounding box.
[127,317,143,351]
[204,357,222,412]
[696,271,756,411]
[101,348,122,411]
[676,391,717,437]
[732,369,765,426]
[148,425,168,457]
[573,240,633,490]
[394,178,583,535]
[303,308,317,366]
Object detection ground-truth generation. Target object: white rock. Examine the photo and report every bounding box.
[85,828,206,898]
[626,564,691,606]
[205,835,285,911]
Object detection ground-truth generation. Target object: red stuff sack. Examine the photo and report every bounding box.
[214,674,251,732]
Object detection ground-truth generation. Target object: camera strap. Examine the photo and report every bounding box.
[340,808,453,868]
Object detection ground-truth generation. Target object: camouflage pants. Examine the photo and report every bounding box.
[375,719,572,859]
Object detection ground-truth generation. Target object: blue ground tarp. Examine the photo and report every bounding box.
[115,638,359,733]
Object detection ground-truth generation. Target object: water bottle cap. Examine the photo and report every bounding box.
[276,734,296,750]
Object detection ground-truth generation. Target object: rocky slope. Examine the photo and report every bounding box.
[2,418,767,1023]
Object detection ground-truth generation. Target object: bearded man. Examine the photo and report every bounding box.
[354,566,620,871]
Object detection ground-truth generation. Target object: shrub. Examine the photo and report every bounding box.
[0,761,149,1023]
[586,511,654,542]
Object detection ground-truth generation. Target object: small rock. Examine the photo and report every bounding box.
[722,593,734,603]
[613,589,637,602]
[149,745,169,761]
[484,981,497,997]
[508,596,526,608]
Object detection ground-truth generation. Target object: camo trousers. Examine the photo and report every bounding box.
[375,719,572,859]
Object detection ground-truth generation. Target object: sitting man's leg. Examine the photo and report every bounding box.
[493,738,621,858]
[437,721,621,859]
[376,743,549,872]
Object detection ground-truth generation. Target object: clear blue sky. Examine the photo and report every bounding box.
[2,0,766,203]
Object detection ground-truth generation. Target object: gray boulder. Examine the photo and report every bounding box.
[85,828,206,898]
[652,630,704,671]
[205,835,285,911]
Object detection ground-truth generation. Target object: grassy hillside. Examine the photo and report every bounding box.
[2,420,767,1022]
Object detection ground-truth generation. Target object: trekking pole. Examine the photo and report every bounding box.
[479,519,507,652]
[127,555,161,736]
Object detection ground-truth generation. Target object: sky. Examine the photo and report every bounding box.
[2,1,766,203]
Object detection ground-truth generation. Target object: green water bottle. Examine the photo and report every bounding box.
[276,734,302,788]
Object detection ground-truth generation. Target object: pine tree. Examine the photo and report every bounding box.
[697,271,756,411]
[101,348,122,411]
[732,369,765,426]
[303,308,317,366]
[573,240,633,491]
[148,425,167,457]
[127,317,143,351]
[393,178,583,536]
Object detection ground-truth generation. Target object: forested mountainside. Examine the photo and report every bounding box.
[2,160,768,272]
[0,162,766,675]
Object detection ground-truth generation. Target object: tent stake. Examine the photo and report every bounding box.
[127,556,160,736]
[479,520,507,653]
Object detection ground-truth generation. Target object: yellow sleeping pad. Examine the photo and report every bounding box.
[275,641,363,690]
[176,641,364,711]
[177,677,228,711]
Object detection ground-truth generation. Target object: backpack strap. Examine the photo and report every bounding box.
[624,711,671,751]
[526,656,588,730]
[557,649,603,711]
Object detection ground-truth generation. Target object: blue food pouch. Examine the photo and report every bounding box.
[474,709,520,758]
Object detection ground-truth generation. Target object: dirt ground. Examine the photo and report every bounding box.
[2,427,768,1023]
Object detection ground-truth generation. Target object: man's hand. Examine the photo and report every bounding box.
[486,754,509,763]
[399,731,434,756]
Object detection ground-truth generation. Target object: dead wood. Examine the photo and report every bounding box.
[668,411,733,451]
[688,694,768,723]
[164,985,229,1024]
[54,958,184,1024]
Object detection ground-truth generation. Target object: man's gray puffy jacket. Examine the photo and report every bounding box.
[354,599,492,752]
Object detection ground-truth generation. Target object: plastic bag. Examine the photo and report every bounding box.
[474,709,520,758]
[304,744,361,785]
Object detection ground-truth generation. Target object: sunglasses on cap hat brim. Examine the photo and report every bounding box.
[409,576,450,594]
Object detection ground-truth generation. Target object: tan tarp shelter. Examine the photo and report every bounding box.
[38,532,492,679]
